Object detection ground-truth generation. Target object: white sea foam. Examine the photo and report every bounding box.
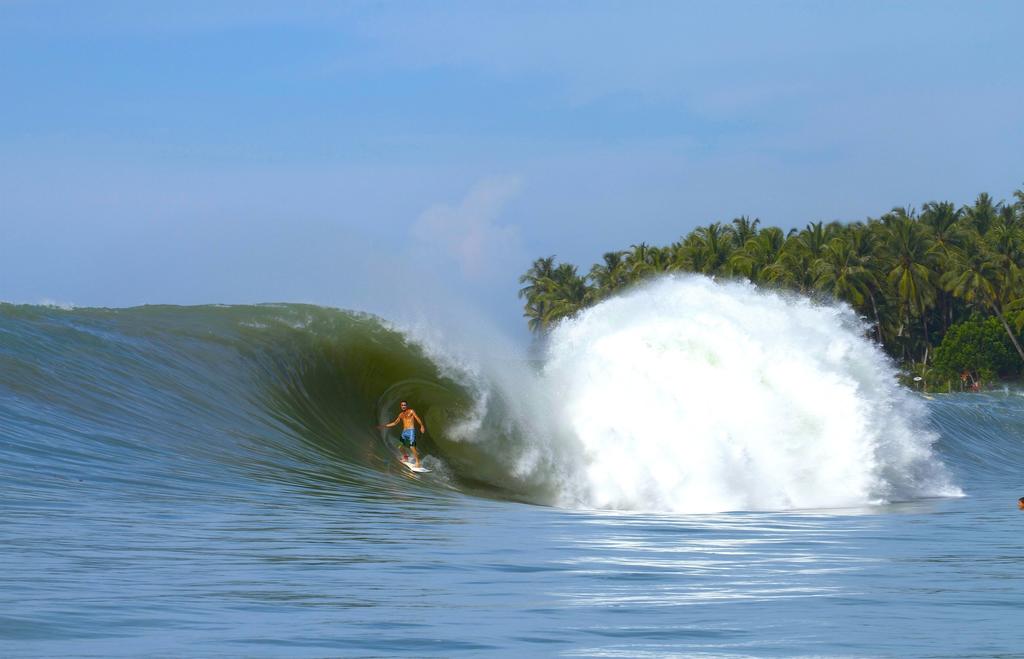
[535,275,961,513]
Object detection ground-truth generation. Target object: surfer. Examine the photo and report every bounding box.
[1018,497,1024,510]
[381,401,426,468]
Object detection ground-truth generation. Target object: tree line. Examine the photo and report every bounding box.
[519,187,1024,386]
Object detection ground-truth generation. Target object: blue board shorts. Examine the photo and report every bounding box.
[401,428,417,447]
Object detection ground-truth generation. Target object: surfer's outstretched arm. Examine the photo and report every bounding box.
[383,414,402,428]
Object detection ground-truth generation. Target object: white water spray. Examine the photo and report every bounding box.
[536,276,960,513]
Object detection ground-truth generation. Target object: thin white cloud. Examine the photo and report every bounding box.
[411,177,523,279]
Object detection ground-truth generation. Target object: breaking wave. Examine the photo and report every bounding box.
[0,277,973,514]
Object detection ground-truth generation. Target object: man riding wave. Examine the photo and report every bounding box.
[381,401,426,468]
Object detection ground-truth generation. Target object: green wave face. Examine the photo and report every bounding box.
[0,303,536,503]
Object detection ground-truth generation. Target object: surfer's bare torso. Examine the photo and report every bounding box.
[394,408,423,431]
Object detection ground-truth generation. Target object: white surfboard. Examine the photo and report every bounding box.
[400,459,431,473]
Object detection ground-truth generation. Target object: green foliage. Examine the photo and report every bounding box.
[517,183,1024,381]
[932,317,1021,384]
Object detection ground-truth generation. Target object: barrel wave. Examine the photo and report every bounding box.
[0,277,974,514]
[0,302,488,503]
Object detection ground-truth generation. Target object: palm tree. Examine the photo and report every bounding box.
[1008,184,1024,235]
[538,263,590,329]
[672,223,734,275]
[695,222,735,275]
[813,231,882,341]
[794,221,836,261]
[961,192,999,237]
[728,227,784,285]
[588,251,629,300]
[813,237,865,303]
[985,218,1024,343]
[763,233,816,293]
[519,256,556,299]
[624,243,669,282]
[672,234,709,274]
[942,238,1024,363]
[920,201,965,333]
[849,223,888,343]
[518,256,558,333]
[920,201,964,256]
[730,216,761,249]
[880,213,937,360]
[986,218,1024,277]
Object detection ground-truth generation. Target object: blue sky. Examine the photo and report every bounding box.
[1,1,1022,338]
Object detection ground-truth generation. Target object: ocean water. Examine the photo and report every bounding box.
[3,278,1023,657]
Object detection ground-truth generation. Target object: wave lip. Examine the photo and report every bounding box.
[538,276,961,513]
